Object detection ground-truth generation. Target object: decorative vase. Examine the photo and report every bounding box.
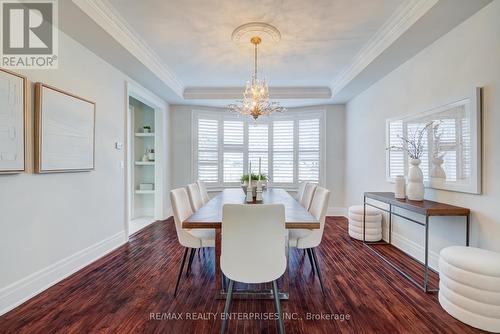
[431,157,446,179]
[407,159,424,201]
[394,175,406,199]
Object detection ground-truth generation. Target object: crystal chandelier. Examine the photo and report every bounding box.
[228,36,285,120]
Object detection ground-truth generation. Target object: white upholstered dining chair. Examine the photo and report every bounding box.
[296,182,308,202]
[300,183,317,210]
[186,183,203,211]
[197,180,210,204]
[170,187,215,297]
[220,204,286,334]
[289,186,330,295]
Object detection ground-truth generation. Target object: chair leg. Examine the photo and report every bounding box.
[186,248,196,277]
[311,248,326,296]
[174,247,189,297]
[220,279,234,334]
[306,248,315,275]
[272,280,285,334]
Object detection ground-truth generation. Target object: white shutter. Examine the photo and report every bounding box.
[223,152,243,182]
[223,121,244,183]
[248,123,268,175]
[273,120,294,183]
[388,121,405,179]
[223,121,244,145]
[197,118,219,183]
[439,118,457,181]
[461,117,471,180]
[298,119,320,183]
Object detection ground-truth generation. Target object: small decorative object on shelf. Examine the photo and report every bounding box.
[142,125,151,133]
[142,152,149,162]
[395,175,406,199]
[387,121,432,201]
[147,149,155,161]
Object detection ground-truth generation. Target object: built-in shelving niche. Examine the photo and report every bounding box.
[129,96,156,234]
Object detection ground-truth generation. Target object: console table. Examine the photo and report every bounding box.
[363,192,470,293]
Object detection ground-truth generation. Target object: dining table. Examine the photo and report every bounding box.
[183,188,319,300]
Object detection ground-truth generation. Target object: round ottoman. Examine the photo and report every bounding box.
[348,205,382,242]
[439,246,500,332]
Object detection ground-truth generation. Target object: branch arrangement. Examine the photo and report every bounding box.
[387,121,433,160]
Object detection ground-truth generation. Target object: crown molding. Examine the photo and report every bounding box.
[184,86,332,100]
[330,0,438,97]
[72,0,184,98]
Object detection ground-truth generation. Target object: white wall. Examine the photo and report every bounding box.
[345,1,500,267]
[0,31,169,314]
[170,104,346,211]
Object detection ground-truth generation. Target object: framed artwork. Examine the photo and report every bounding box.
[386,88,482,194]
[0,68,27,173]
[34,83,96,173]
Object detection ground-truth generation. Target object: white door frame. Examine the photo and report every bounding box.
[125,81,168,238]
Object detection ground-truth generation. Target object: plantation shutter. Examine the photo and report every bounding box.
[272,120,294,183]
[388,121,405,179]
[223,121,244,183]
[248,123,269,175]
[298,119,320,183]
[197,118,219,183]
[439,118,458,181]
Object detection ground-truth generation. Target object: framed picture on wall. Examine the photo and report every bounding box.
[0,68,27,174]
[34,83,96,173]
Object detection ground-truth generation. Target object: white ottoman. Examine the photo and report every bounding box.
[348,205,382,242]
[439,246,500,333]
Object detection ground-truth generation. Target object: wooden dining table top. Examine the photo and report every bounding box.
[183,188,320,229]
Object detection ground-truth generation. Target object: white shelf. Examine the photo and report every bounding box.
[135,190,154,194]
[135,132,155,137]
[135,161,155,166]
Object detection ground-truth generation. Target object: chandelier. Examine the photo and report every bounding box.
[228,35,285,120]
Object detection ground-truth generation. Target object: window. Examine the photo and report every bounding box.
[248,123,268,175]
[273,121,294,183]
[193,109,324,188]
[298,119,320,182]
[223,121,244,183]
[196,118,218,183]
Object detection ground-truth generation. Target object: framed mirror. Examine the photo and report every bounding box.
[386,88,482,194]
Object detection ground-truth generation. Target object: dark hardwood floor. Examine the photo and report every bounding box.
[0,217,483,334]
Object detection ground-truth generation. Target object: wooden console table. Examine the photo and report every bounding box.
[363,192,470,293]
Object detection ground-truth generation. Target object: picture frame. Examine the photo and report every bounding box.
[34,83,96,173]
[0,68,27,174]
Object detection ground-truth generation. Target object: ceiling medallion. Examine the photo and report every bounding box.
[228,23,285,120]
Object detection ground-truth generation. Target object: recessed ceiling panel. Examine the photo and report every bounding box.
[107,0,406,87]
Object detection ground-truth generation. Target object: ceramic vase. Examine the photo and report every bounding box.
[407,159,424,201]
[431,157,446,179]
[394,175,406,199]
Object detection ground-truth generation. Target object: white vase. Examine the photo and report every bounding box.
[407,159,424,201]
[431,157,446,179]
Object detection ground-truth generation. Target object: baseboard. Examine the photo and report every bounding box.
[327,207,347,217]
[384,229,439,271]
[0,231,127,316]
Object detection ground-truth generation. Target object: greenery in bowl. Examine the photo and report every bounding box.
[240,173,268,182]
